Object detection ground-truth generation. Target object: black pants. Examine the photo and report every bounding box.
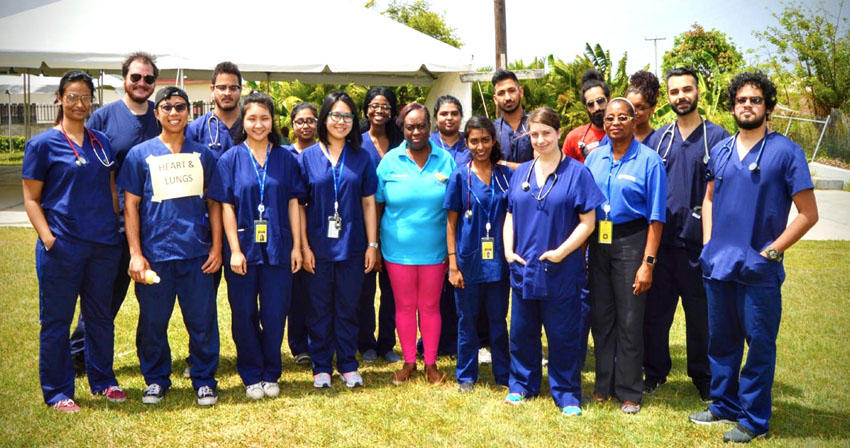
[589,222,647,404]
[356,266,396,355]
[643,244,710,388]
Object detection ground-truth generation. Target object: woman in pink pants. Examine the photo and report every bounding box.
[375,103,457,384]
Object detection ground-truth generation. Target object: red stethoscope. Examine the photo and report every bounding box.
[59,121,114,167]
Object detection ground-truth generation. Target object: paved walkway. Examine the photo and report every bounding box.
[1,167,848,239]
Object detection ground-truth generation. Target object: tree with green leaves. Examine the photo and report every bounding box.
[662,23,745,97]
[755,2,850,115]
[380,0,462,48]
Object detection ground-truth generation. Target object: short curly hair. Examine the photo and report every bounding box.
[626,70,660,107]
[727,72,777,112]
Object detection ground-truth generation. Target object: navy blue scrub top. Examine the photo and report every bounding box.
[430,131,470,165]
[117,137,217,262]
[299,142,377,263]
[208,143,306,267]
[187,111,243,161]
[644,120,730,248]
[638,128,656,145]
[444,162,513,284]
[494,115,534,163]
[585,138,667,225]
[507,157,605,300]
[22,128,120,246]
[700,132,813,286]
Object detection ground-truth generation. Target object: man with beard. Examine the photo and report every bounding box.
[492,70,533,169]
[69,52,161,372]
[689,72,817,443]
[562,69,609,163]
[187,61,243,160]
[642,67,729,401]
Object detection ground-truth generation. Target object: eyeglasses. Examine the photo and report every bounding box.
[129,73,156,85]
[64,93,93,104]
[585,97,607,109]
[293,118,318,126]
[214,84,241,93]
[735,96,764,105]
[368,103,392,112]
[328,112,355,124]
[604,115,633,123]
[159,103,188,113]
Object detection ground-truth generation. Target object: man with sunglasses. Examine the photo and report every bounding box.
[641,67,730,402]
[563,69,611,164]
[69,52,161,374]
[187,61,243,160]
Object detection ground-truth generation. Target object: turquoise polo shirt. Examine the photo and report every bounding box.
[376,141,457,265]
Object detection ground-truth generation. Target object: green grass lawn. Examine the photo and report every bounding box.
[0,227,848,447]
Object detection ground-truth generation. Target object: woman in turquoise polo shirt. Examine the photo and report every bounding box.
[376,102,456,385]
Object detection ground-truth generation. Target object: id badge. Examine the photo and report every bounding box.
[327,216,340,239]
[254,219,268,243]
[598,220,613,245]
[481,237,494,260]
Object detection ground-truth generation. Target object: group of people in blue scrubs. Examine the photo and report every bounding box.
[23,56,817,443]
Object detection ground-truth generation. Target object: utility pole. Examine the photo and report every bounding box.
[494,0,507,69]
[645,37,666,78]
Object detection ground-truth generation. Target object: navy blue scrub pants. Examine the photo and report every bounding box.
[509,288,582,408]
[357,266,396,355]
[704,279,781,436]
[308,257,364,375]
[136,256,219,391]
[36,237,120,405]
[589,224,647,404]
[455,279,510,385]
[287,269,311,356]
[643,244,710,388]
[225,263,291,385]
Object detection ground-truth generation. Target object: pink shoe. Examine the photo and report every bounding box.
[53,399,80,413]
[100,386,127,403]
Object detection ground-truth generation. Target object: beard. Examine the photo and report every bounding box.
[215,98,238,112]
[735,113,766,130]
[498,102,519,115]
[589,110,605,128]
[672,96,699,116]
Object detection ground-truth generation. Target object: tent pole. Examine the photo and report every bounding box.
[98,70,104,106]
[6,90,11,152]
[24,73,30,140]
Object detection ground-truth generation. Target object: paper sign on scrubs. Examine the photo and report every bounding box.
[146,153,204,202]
[598,220,613,244]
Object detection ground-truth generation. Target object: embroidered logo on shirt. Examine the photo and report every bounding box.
[617,174,637,182]
[434,172,448,183]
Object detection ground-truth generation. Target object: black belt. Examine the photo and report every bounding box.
[593,218,648,240]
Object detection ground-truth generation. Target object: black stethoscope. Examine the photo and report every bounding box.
[521,153,563,201]
[464,162,509,219]
[206,113,223,149]
[496,116,528,160]
[710,128,770,181]
[655,119,709,165]
[59,122,113,168]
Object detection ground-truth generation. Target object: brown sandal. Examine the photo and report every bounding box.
[392,363,417,385]
[424,363,446,384]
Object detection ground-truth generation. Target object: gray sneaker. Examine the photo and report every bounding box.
[458,382,475,393]
[339,371,364,388]
[197,385,218,406]
[724,424,765,443]
[689,408,735,425]
[381,351,401,363]
[313,372,332,388]
[362,349,378,362]
[246,383,264,400]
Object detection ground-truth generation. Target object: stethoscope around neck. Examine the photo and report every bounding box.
[464,161,509,220]
[655,119,709,165]
[59,122,113,168]
[206,113,222,149]
[521,154,562,201]
[710,128,770,181]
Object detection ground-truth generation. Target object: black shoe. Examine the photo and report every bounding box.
[643,376,666,394]
[723,424,765,443]
[197,385,218,406]
[697,383,712,403]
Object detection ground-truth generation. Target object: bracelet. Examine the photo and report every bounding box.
[368,242,379,248]
[447,252,456,256]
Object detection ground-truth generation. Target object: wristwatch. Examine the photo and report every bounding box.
[368,242,379,249]
[765,246,782,261]
[645,255,656,266]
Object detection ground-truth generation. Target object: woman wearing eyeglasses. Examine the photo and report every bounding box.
[299,91,379,388]
[357,87,403,363]
[284,102,318,366]
[22,70,124,413]
[376,103,456,385]
[208,92,305,400]
[625,70,661,144]
[502,107,604,416]
[584,98,667,414]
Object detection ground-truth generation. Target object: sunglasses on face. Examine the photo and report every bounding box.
[604,115,633,123]
[129,73,156,85]
[585,97,607,109]
[159,103,188,113]
[735,96,764,105]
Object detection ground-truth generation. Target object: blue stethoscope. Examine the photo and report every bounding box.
[521,153,563,201]
[464,161,509,219]
[655,119,709,165]
[206,113,223,149]
[710,129,769,182]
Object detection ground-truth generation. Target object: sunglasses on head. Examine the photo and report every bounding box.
[129,73,156,85]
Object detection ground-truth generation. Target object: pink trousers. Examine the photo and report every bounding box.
[384,261,447,365]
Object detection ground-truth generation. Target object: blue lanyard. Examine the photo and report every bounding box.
[244,142,271,218]
[467,162,497,237]
[604,149,627,220]
[329,144,347,216]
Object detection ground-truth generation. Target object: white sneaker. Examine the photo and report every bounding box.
[339,371,364,388]
[262,381,280,397]
[142,383,165,404]
[196,385,218,406]
[183,366,191,378]
[313,372,331,388]
[246,383,264,400]
[478,347,492,364]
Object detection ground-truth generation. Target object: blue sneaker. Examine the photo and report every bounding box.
[504,392,525,405]
[562,405,582,416]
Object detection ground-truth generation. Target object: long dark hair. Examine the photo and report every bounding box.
[464,116,501,165]
[236,91,282,147]
[360,86,403,148]
[318,90,362,150]
[55,70,95,125]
